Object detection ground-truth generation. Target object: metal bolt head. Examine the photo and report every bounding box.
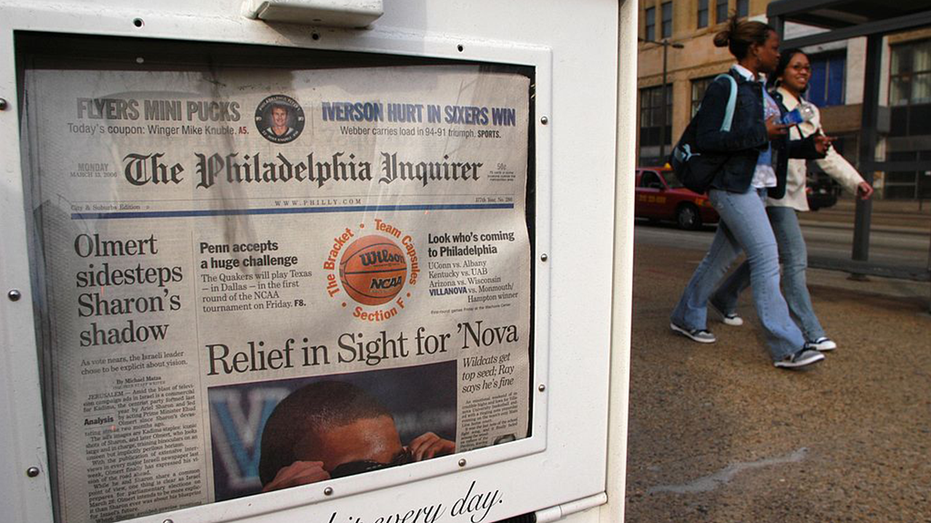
[458,458,467,467]
[163,519,173,523]
[540,116,548,125]
[540,253,548,262]
[538,384,546,392]
[26,467,40,478]
[323,486,333,496]
[0,98,8,111]
[8,289,22,301]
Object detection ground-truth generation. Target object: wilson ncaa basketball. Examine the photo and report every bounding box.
[339,235,408,306]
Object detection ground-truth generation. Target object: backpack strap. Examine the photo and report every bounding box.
[713,73,738,132]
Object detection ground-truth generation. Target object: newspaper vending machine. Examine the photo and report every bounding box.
[0,1,637,523]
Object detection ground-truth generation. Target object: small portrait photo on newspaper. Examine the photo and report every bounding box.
[254,94,305,144]
[209,362,457,501]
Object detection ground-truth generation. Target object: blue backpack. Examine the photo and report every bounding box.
[668,73,738,194]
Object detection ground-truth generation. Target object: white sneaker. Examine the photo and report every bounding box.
[807,337,837,351]
[709,301,743,326]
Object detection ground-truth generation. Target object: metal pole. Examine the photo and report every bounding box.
[926,210,931,313]
[660,40,668,163]
[853,34,882,264]
[772,15,785,43]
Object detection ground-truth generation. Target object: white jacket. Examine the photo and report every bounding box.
[767,86,865,211]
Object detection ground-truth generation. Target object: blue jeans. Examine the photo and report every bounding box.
[671,188,805,361]
[712,206,826,341]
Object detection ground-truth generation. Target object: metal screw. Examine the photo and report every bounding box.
[26,467,40,478]
[0,98,7,111]
[540,253,548,262]
[458,458,467,467]
[8,290,21,301]
[323,486,333,496]
[538,384,546,392]
[163,519,173,523]
[540,116,548,125]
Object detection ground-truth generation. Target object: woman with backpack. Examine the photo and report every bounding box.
[708,48,874,352]
[669,16,831,369]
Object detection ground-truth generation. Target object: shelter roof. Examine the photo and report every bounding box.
[768,0,930,29]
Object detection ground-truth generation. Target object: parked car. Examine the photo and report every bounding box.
[635,167,719,230]
[806,171,841,211]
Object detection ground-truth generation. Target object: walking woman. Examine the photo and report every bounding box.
[669,17,830,369]
[709,49,874,351]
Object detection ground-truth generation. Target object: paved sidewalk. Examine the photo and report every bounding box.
[624,239,931,522]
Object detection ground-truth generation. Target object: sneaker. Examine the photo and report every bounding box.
[670,322,716,344]
[806,337,837,352]
[709,300,743,326]
[774,348,825,369]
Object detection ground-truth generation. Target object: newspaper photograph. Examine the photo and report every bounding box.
[22,64,532,523]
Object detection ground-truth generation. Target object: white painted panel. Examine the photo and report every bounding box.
[0,1,631,522]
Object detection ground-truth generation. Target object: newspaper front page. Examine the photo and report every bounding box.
[23,64,532,523]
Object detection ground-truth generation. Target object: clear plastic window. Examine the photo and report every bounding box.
[17,33,535,523]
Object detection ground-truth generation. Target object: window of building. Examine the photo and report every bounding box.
[639,85,672,148]
[807,52,846,107]
[645,6,656,41]
[697,0,709,28]
[690,76,715,116]
[890,40,931,107]
[887,40,931,199]
[716,0,729,24]
[889,40,931,137]
[661,2,673,39]
[736,0,748,18]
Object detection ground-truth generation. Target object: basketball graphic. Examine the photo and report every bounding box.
[339,235,408,306]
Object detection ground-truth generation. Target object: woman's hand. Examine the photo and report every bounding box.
[765,115,788,140]
[813,133,834,155]
[856,181,874,200]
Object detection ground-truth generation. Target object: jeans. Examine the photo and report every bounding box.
[671,188,805,361]
[712,206,826,342]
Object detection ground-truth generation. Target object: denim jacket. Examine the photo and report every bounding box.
[695,69,822,198]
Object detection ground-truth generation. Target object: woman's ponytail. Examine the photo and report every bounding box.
[713,16,738,48]
[714,14,773,59]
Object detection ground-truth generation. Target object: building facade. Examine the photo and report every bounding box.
[637,0,931,199]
